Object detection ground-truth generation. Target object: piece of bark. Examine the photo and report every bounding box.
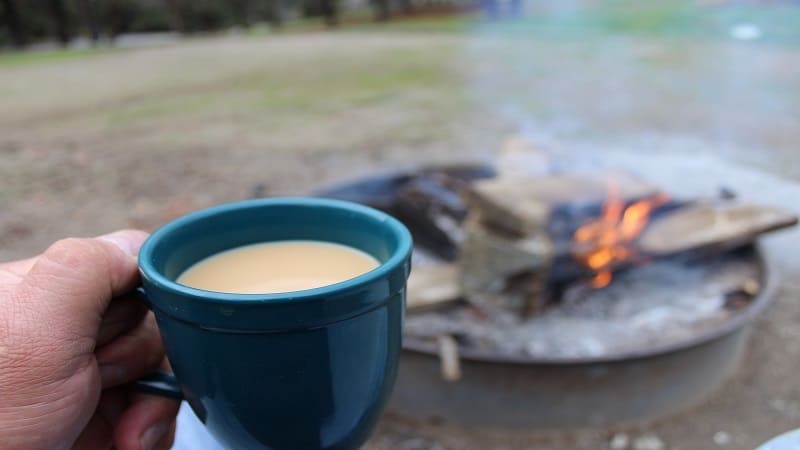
[638,203,798,255]
[407,263,462,312]
[465,173,658,237]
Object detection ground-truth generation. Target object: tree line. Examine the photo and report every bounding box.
[0,0,516,49]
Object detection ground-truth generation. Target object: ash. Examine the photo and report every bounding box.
[405,255,760,360]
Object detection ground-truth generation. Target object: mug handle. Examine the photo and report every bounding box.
[128,287,184,400]
[131,371,184,400]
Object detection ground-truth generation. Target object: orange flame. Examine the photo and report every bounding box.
[573,184,669,288]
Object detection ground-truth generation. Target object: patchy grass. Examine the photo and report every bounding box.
[0,47,111,67]
[102,42,463,131]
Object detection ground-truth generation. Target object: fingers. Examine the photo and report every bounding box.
[114,393,180,450]
[70,413,114,450]
[70,388,127,450]
[71,386,179,450]
[96,312,165,388]
[96,387,129,426]
[16,230,148,343]
[97,293,149,347]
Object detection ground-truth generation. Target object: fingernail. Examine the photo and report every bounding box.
[140,422,168,450]
[98,364,127,387]
[99,231,138,257]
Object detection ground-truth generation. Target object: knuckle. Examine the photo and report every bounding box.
[36,238,111,290]
[42,237,106,271]
[31,236,119,300]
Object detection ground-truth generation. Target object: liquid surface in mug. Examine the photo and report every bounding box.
[176,240,380,294]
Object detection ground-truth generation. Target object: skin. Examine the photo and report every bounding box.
[0,230,180,450]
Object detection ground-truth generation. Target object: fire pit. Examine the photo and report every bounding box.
[315,158,795,428]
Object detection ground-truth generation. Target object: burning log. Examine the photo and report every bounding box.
[459,172,797,313]
[465,173,658,237]
[569,187,671,287]
[637,203,798,256]
[460,173,663,312]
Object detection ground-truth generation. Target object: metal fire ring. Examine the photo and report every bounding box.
[315,169,780,428]
[389,247,776,428]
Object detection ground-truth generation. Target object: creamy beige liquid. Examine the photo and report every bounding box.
[176,240,380,294]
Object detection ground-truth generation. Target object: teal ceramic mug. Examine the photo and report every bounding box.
[134,198,413,450]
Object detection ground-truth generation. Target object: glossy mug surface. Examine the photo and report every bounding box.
[136,198,413,450]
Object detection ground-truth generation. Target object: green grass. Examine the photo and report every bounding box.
[0,47,111,68]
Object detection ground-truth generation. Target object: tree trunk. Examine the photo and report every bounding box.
[79,0,100,44]
[108,0,121,42]
[164,0,185,33]
[48,0,71,47]
[320,0,338,27]
[399,0,413,14]
[232,0,251,28]
[267,0,284,28]
[1,0,27,48]
[373,0,390,22]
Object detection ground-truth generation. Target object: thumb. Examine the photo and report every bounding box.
[16,230,148,343]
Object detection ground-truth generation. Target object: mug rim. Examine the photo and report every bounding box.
[138,197,413,306]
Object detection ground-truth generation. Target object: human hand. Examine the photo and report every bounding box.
[0,230,180,450]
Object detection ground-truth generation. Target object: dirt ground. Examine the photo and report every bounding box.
[2,32,800,450]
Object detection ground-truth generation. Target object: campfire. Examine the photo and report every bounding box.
[314,137,798,427]
[572,186,670,288]
[319,137,798,376]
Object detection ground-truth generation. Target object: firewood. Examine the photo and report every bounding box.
[393,173,470,260]
[459,215,552,316]
[459,216,552,291]
[465,173,657,237]
[638,203,798,256]
[406,263,462,312]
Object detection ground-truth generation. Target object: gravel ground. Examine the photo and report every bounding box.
[1,32,799,450]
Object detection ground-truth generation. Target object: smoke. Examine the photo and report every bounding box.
[460,1,800,180]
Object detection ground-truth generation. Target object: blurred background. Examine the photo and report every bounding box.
[2,1,800,449]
